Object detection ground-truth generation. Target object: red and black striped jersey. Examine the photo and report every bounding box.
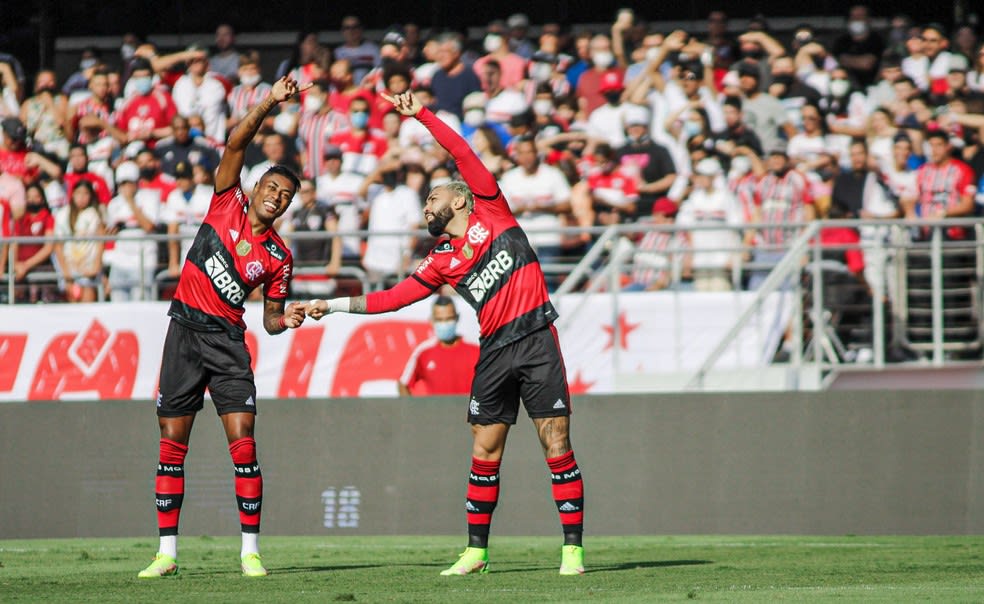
[169,183,293,338]
[364,108,558,350]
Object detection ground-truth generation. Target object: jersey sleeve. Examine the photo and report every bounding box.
[210,183,249,215]
[364,272,438,314]
[416,108,499,200]
[264,254,292,301]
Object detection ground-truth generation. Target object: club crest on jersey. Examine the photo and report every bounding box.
[462,244,474,260]
[467,222,490,245]
[432,241,454,254]
[245,260,264,281]
[236,240,252,256]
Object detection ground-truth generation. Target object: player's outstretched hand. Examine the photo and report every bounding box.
[307,299,330,320]
[283,301,308,328]
[271,76,313,103]
[381,91,423,117]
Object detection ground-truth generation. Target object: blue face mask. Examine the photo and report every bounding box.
[433,320,457,343]
[350,111,369,129]
[131,76,153,96]
[683,120,702,138]
[188,127,203,139]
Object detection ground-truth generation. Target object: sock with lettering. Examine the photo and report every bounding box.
[229,436,263,540]
[155,439,188,557]
[466,457,500,548]
[547,450,584,546]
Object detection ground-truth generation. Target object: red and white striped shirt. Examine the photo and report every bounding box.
[755,169,813,246]
[227,83,272,120]
[915,159,976,214]
[297,110,350,178]
[73,97,114,144]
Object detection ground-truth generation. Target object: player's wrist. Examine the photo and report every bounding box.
[277,314,288,330]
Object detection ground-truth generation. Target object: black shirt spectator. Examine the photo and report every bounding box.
[831,5,885,88]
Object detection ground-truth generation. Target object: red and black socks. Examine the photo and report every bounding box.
[547,450,584,546]
[155,439,188,537]
[466,457,501,548]
[229,436,263,535]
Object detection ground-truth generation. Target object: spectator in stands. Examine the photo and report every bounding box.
[20,69,70,160]
[210,24,240,82]
[912,129,976,240]
[769,55,822,132]
[61,48,101,98]
[276,31,324,82]
[587,72,629,148]
[616,105,677,219]
[706,11,739,75]
[787,103,836,174]
[105,161,161,300]
[135,147,176,205]
[335,15,380,84]
[53,180,104,303]
[969,42,984,93]
[712,96,764,158]
[523,51,570,102]
[565,31,593,90]
[582,142,640,226]
[116,58,177,146]
[284,177,341,298]
[506,13,535,59]
[676,158,742,291]
[243,133,296,192]
[478,60,528,126]
[576,34,623,115]
[0,117,59,185]
[831,4,885,88]
[470,125,511,178]
[500,136,571,277]
[155,115,221,178]
[748,144,814,290]
[398,296,480,396]
[315,144,366,262]
[172,53,227,142]
[327,59,367,114]
[474,24,527,90]
[398,86,462,149]
[64,143,112,204]
[227,52,272,131]
[624,198,679,292]
[330,96,388,175]
[431,33,482,120]
[736,60,793,157]
[163,161,213,276]
[11,183,55,303]
[0,60,21,119]
[904,23,953,92]
[359,156,423,288]
[71,69,122,145]
[295,79,348,179]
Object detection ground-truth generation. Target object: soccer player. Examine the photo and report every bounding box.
[138,76,309,579]
[307,90,586,576]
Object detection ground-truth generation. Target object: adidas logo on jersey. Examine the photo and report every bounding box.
[553,399,566,409]
[229,228,240,240]
[449,257,461,269]
[558,502,580,513]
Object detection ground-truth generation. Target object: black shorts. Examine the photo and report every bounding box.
[157,320,257,417]
[468,324,571,425]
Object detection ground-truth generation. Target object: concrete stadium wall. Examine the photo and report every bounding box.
[3,392,984,539]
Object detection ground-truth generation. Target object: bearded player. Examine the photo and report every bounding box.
[138,76,309,579]
[307,90,585,576]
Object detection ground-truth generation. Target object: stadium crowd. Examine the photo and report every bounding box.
[1,6,984,303]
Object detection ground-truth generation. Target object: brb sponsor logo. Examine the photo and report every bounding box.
[467,222,490,245]
[205,251,245,304]
[465,250,513,302]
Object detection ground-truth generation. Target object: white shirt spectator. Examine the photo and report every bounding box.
[587,103,629,148]
[663,82,726,132]
[172,73,228,141]
[362,184,423,276]
[902,51,952,90]
[484,89,528,124]
[316,170,366,257]
[500,163,571,249]
[676,186,743,270]
[105,190,162,271]
[399,110,462,149]
[162,184,213,262]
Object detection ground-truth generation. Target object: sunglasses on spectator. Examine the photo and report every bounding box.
[681,72,699,81]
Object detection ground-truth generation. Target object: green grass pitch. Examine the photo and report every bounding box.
[2,535,984,602]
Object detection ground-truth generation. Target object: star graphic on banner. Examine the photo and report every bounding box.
[602,311,641,351]
[568,371,596,394]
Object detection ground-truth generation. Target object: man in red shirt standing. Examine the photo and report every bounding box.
[399,296,480,396]
[308,90,586,577]
[329,96,388,175]
[913,129,976,240]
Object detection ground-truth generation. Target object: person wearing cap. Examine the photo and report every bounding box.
[506,13,535,59]
[0,117,49,185]
[586,71,630,148]
[360,31,412,95]
[736,59,794,158]
[747,143,814,290]
[315,143,367,262]
[616,103,677,219]
[576,34,624,114]
[474,22,527,91]
[172,51,228,142]
[334,15,379,84]
[163,160,214,277]
[676,158,742,291]
[104,161,162,300]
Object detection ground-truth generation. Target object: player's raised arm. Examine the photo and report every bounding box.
[215,76,306,192]
[383,90,499,199]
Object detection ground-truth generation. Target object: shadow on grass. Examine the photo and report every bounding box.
[491,559,713,575]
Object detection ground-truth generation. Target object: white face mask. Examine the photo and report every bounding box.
[463,109,485,127]
[484,34,504,54]
[645,47,660,62]
[830,79,850,97]
[530,62,553,82]
[532,99,554,116]
[592,51,614,69]
[273,112,295,135]
[729,155,752,177]
[240,73,261,87]
[121,44,136,60]
[847,20,868,37]
[430,176,451,188]
[303,94,324,112]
